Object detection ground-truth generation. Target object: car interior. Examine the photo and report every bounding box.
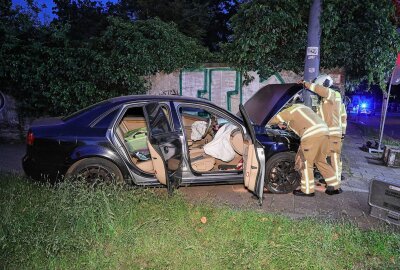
[115,105,248,176]
[179,106,245,174]
[116,107,155,174]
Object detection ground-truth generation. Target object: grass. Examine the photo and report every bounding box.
[1,174,399,270]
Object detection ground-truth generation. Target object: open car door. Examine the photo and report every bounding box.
[144,103,183,194]
[239,104,266,205]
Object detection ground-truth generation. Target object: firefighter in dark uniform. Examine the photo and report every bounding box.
[302,75,343,195]
[269,101,337,196]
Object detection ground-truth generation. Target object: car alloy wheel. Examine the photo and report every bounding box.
[265,152,300,194]
[66,157,124,187]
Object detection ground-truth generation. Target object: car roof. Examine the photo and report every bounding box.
[108,95,215,106]
[65,95,221,126]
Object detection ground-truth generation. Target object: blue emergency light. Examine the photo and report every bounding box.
[361,103,367,109]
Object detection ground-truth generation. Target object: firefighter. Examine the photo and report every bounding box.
[301,75,343,195]
[269,101,337,196]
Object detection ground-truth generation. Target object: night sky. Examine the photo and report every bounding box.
[12,0,117,22]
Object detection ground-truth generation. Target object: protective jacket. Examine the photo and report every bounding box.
[269,103,329,141]
[304,82,342,137]
[340,103,347,135]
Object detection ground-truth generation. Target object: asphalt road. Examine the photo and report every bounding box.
[0,143,25,173]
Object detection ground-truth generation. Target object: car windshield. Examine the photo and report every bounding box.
[62,100,109,121]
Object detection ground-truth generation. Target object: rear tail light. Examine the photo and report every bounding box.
[27,131,34,146]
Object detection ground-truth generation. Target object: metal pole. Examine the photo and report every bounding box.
[303,0,321,108]
[378,70,393,150]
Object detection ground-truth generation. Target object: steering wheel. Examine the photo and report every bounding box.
[202,117,215,139]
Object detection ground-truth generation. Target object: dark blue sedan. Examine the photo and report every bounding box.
[23,84,301,204]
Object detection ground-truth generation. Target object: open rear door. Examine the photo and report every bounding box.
[239,104,266,205]
[144,103,183,194]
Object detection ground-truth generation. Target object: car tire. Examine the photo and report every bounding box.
[65,157,124,186]
[265,152,300,194]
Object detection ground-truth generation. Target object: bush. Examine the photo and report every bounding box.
[1,14,210,117]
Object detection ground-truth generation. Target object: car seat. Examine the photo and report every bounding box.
[189,148,215,172]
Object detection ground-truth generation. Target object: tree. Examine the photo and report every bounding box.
[320,0,400,89]
[117,0,210,41]
[223,0,400,89]
[52,0,110,41]
[116,0,241,51]
[222,0,310,79]
[1,9,210,116]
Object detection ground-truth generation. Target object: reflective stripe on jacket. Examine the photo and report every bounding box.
[269,104,329,141]
[304,82,342,137]
[340,103,347,135]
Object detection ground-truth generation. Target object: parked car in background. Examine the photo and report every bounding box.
[23,84,302,204]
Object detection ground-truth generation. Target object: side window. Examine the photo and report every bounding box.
[146,104,172,136]
[180,107,211,120]
[179,105,239,141]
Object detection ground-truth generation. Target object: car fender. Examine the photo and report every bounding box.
[69,145,131,179]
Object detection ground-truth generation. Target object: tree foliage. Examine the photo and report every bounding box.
[117,0,241,51]
[0,3,210,116]
[321,0,400,89]
[223,0,400,89]
[222,0,310,79]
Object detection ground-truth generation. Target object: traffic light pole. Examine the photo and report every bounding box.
[303,0,322,108]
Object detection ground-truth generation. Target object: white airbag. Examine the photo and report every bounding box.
[191,121,208,141]
[204,123,237,162]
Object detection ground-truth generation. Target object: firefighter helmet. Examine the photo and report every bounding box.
[313,74,333,87]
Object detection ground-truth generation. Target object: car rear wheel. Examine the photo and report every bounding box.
[65,158,124,186]
[265,152,300,194]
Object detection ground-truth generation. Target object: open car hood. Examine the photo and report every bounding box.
[243,83,303,126]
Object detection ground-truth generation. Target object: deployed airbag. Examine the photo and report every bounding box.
[191,121,208,141]
[204,123,237,162]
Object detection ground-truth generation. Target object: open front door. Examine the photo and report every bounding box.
[239,104,266,205]
[144,103,183,194]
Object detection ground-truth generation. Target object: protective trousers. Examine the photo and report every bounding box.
[295,135,336,194]
[328,136,342,186]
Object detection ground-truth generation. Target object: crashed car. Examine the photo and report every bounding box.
[23,84,302,204]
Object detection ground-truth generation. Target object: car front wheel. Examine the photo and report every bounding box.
[65,157,124,186]
[265,152,300,194]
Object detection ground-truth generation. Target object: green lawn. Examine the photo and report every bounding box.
[1,174,399,270]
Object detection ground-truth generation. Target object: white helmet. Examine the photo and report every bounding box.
[313,74,333,87]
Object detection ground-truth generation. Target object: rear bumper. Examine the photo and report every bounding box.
[22,155,68,182]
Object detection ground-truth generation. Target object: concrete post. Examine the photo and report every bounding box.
[303,0,322,107]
